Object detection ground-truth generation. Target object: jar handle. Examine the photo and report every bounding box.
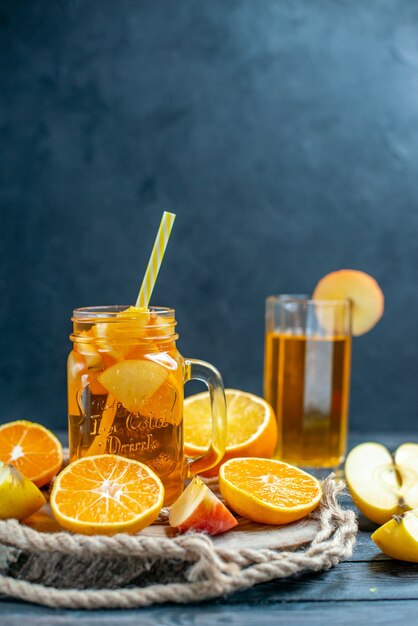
[183,358,227,476]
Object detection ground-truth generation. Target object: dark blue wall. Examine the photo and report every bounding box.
[1,0,418,432]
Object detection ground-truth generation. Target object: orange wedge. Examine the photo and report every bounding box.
[50,455,164,535]
[219,458,322,524]
[0,421,63,487]
[76,330,102,368]
[313,269,384,336]
[94,306,150,359]
[184,389,278,477]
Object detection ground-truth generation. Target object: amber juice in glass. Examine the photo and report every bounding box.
[68,306,226,505]
[264,296,351,469]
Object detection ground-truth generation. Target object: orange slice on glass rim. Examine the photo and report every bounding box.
[0,420,63,487]
[219,457,322,525]
[313,269,384,336]
[50,455,164,535]
[184,389,278,477]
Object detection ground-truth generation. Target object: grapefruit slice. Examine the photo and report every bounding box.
[313,269,384,336]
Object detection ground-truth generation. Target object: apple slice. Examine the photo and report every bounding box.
[169,477,238,535]
[372,510,418,562]
[345,442,418,525]
[98,360,169,413]
[394,443,418,510]
[345,443,401,525]
[313,269,384,336]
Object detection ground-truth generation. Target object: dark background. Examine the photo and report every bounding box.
[1,0,417,432]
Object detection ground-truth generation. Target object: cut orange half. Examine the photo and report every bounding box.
[313,269,384,336]
[50,455,164,535]
[184,389,278,477]
[219,458,322,525]
[0,421,63,487]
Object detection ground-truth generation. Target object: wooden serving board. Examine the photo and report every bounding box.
[143,516,319,551]
[23,503,319,552]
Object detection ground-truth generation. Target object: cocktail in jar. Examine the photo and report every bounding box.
[68,305,227,505]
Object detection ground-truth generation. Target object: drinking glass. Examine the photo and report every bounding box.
[68,306,227,505]
[264,296,352,471]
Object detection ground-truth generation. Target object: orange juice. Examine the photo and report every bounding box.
[264,332,351,468]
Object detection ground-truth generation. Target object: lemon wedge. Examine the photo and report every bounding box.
[0,461,45,520]
[372,510,418,562]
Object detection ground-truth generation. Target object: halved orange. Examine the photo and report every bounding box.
[184,389,278,477]
[0,421,63,487]
[50,455,164,535]
[313,269,384,336]
[219,458,322,524]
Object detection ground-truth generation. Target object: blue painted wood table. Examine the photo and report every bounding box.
[0,432,416,626]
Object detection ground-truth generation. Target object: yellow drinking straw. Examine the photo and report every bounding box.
[135,211,176,308]
[87,211,176,456]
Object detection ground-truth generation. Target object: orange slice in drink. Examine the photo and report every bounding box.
[219,458,322,524]
[98,359,169,413]
[76,330,102,368]
[94,306,150,359]
[184,389,278,477]
[50,455,164,535]
[313,269,384,336]
[0,421,63,487]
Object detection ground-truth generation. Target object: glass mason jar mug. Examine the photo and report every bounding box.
[68,306,227,505]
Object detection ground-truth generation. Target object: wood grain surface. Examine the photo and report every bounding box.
[0,431,417,625]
